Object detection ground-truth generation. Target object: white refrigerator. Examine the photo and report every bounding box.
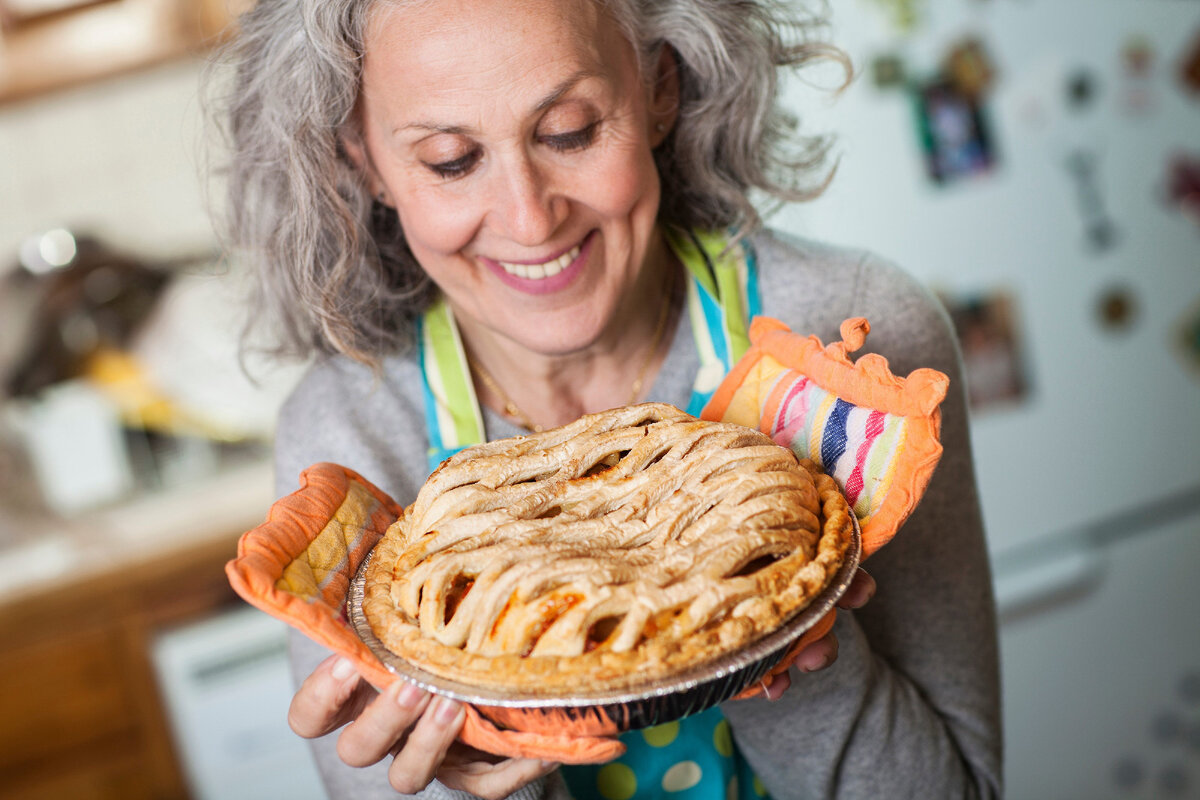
[773,1,1200,797]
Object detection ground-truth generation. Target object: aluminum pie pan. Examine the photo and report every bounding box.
[348,515,859,730]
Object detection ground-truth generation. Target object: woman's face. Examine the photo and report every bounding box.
[354,0,675,356]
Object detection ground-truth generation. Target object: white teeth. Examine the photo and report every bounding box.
[498,244,580,280]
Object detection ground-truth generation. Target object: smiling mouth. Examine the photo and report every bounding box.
[495,242,582,280]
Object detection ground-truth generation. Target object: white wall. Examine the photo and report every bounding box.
[0,58,221,267]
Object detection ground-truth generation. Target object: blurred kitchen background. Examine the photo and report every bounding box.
[777,2,1200,799]
[0,0,318,798]
[0,0,1197,799]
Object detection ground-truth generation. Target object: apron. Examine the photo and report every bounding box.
[416,229,770,800]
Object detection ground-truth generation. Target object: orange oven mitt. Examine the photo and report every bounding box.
[703,317,949,697]
[226,464,626,764]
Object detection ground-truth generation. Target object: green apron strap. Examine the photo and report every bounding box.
[417,297,486,474]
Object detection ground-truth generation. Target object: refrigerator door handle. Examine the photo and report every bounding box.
[993,540,1107,625]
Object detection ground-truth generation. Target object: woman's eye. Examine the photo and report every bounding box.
[542,121,599,152]
[426,150,480,179]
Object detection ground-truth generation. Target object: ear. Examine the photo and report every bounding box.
[648,45,680,147]
[339,123,392,207]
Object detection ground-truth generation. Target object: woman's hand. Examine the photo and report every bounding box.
[757,567,876,700]
[289,655,558,798]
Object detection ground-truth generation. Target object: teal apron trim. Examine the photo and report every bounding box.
[416,230,768,799]
[664,229,760,417]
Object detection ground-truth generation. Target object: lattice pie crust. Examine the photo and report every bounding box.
[363,403,853,694]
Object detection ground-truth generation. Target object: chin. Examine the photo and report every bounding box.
[509,311,608,358]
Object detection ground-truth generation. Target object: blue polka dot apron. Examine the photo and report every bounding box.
[417,229,771,800]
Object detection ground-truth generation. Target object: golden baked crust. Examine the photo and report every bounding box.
[362,403,853,694]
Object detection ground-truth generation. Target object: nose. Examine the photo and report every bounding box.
[486,153,566,246]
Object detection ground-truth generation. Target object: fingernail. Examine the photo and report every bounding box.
[860,580,877,604]
[858,571,877,603]
[331,657,356,681]
[799,653,831,673]
[396,681,423,709]
[434,696,462,724]
[541,760,559,771]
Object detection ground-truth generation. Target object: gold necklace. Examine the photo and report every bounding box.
[468,276,675,434]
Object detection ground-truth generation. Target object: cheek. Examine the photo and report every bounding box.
[394,190,479,259]
[584,149,660,220]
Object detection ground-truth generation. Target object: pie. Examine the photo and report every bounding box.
[362,403,853,694]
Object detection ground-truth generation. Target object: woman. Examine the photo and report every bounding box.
[216,0,1003,798]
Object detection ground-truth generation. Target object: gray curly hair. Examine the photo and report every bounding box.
[212,0,849,365]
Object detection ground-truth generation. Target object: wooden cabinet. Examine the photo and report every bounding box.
[0,531,241,800]
[0,0,251,105]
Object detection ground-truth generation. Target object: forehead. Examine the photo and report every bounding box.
[362,0,639,114]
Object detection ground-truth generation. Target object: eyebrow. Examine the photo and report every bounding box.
[398,69,600,134]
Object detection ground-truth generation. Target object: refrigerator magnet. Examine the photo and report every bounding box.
[865,0,923,35]
[1123,35,1154,79]
[870,53,907,90]
[1163,153,1200,229]
[1175,298,1200,377]
[1064,148,1119,253]
[943,36,996,103]
[1119,35,1155,114]
[1178,28,1200,94]
[1066,69,1100,112]
[1095,284,1139,334]
[937,289,1031,412]
[1004,56,1067,131]
[913,79,997,185]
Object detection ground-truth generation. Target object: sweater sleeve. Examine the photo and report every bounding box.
[718,253,1003,798]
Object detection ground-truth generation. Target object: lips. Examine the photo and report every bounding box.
[496,243,581,280]
[484,232,595,295]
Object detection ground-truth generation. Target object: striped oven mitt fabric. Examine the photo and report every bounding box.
[701,317,949,559]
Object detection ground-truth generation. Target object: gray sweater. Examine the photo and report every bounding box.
[274,230,1003,799]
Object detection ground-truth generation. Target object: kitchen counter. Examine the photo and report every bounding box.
[0,458,274,607]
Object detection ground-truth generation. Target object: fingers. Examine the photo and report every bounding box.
[837,567,876,610]
[385,693,467,794]
[337,680,431,767]
[439,754,560,800]
[786,567,867,675]
[291,662,547,798]
[791,630,839,674]
[764,569,871,688]
[759,671,792,700]
[288,656,373,739]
